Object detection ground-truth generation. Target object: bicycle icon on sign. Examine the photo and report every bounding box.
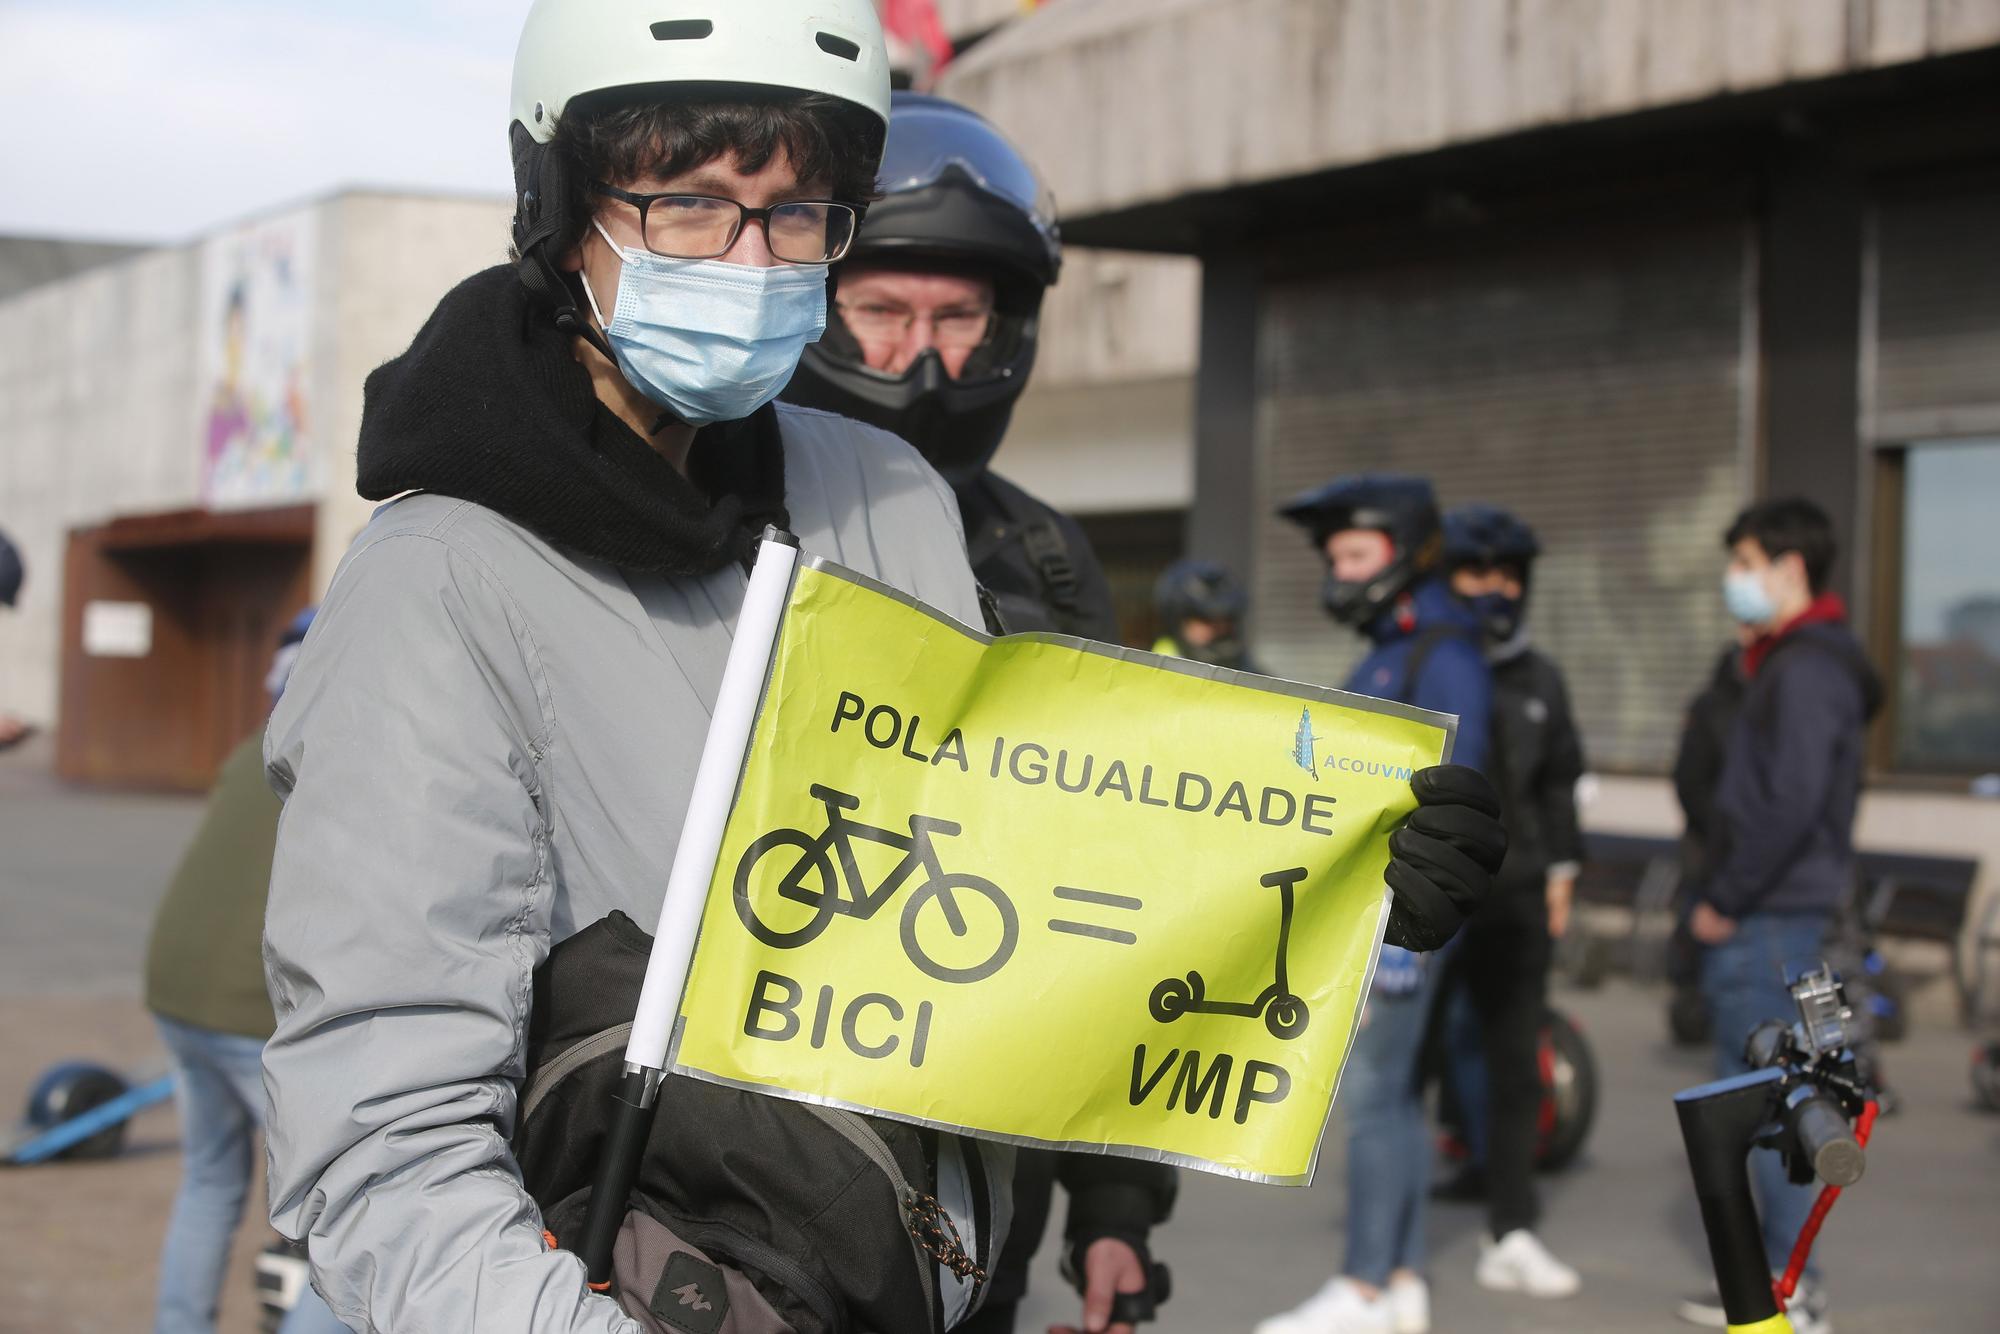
[732,784,1020,984]
[1149,867,1312,1039]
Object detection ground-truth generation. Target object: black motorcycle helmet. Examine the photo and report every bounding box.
[1155,558,1252,664]
[1443,503,1540,638]
[1278,473,1442,626]
[1155,558,1249,628]
[783,91,1061,489]
[1442,503,1541,570]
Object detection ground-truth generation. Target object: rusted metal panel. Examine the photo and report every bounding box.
[57,508,313,791]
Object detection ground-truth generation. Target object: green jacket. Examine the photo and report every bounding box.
[144,731,281,1039]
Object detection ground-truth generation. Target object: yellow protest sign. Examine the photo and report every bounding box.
[670,559,1453,1183]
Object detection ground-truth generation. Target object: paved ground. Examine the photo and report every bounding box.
[4,738,1995,1332]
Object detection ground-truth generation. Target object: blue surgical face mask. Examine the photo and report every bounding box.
[1723,568,1778,626]
[582,218,827,426]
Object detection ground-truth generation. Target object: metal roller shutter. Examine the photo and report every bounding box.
[1251,216,1752,771]
[1870,178,2000,438]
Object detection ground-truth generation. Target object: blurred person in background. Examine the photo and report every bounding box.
[1258,475,1502,1334]
[785,92,1123,643]
[1675,498,1881,1334]
[1152,557,1261,672]
[784,90,1174,1334]
[1665,625,1757,1046]
[0,526,29,750]
[143,609,344,1334]
[1428,504,1583,1299]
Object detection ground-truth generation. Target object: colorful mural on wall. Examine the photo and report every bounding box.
[197,211,316,508]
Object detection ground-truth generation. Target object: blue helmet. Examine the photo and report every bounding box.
[1278,473,1442,626]
[1442,504,1541,569]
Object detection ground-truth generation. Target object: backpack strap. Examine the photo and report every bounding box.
[1016,516,1082,616]
[1397,624,1478,703]
[972,476,1084,618]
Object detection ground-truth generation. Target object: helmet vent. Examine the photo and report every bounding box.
[649,19,713,41]
[815,31,861,61]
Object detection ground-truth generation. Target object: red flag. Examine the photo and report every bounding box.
[881,0,954,76]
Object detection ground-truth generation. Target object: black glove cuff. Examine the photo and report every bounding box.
[1060,1232,1170,1324]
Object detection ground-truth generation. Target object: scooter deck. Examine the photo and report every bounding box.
[1,1075,175,1166]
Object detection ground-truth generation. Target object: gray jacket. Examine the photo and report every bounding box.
[263,404,982,1333]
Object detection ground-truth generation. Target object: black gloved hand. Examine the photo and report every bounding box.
[1382,764,1506,952]
[1060,1233,1170,1327]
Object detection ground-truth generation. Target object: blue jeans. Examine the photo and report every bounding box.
[1699,912,1829,1282]
[153,1015,349,1334]
[1340,967,1441,1286]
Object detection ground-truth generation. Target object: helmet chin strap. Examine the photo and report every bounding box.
[509,132,620,367]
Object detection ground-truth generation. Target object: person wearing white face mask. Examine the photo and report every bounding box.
[1674,498,1881,1334]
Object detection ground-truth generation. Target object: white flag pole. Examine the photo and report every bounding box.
[626,526,801,1068]
[578,526,799,1285]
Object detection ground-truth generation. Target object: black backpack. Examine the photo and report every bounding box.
[513,911,1003,1334]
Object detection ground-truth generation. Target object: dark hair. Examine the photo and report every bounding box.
[1725,497,1837,593]
[547,90,882,258]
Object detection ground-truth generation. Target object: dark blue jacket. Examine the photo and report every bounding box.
[1342,576,1493,775]
[1705,621,1879,920]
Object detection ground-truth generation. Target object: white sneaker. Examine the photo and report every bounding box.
[1787,1275,1834,1334]
[1476,1229,1581,1298]
[1677,1277,1831,1333]
[1385,1274,1430,1333]
[1253,1277,1393,1334]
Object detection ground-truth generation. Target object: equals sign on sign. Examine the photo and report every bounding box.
[1048,886,1142,945]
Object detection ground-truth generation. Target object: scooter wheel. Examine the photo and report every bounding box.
[1149,975,1196,1024]
[1536,1010,1597,1171]
[1265,996,1310,1040]
[24,1062,132,1161]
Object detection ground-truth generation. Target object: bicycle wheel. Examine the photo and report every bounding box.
[901,873,1018,984]
[733,829,839,948]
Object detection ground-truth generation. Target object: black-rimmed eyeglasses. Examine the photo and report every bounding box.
[590,183,859,264]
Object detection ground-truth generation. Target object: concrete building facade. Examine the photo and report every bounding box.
[943,0,2000,964]
[0,191,510,786]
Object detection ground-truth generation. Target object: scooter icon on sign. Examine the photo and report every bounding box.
[1149,867,1312,1039]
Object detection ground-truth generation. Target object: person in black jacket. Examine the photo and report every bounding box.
[1434,505,1584,1300]
[1664,632,1753,1041]
[783,92,1168,1334]
[1676,498,1881,1334]
[784,91,1117,643]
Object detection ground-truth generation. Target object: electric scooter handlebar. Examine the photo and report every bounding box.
[1787,1089,1863,1189]
[1675,964,1876,1331]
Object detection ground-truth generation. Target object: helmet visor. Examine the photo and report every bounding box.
[875,99,1058,246]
